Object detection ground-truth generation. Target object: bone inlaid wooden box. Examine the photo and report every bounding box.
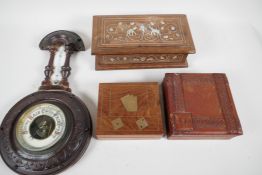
[96,82,163,139]
[163,73,243,139]
[92,14,195,70]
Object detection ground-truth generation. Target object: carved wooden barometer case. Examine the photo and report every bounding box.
[0,30,92,175]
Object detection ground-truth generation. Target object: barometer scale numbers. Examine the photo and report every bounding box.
[16,103,66,151]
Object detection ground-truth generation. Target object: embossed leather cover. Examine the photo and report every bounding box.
[92,14,195,70]
[163,73,243,139]
[96,83,163,139]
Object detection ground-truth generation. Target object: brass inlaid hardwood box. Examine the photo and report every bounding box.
[163,73,243,139]
[96,83,163,139]
[92,14,195,70]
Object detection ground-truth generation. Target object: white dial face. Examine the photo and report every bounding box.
[16,103,66,151]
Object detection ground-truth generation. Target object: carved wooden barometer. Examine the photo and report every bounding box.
[0,30,92,175]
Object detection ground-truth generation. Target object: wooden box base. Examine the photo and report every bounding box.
[95,54,188,70]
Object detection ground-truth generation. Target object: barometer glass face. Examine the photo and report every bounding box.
[15,103,66,152]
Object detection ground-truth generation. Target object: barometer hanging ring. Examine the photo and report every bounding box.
[0,30,92,175]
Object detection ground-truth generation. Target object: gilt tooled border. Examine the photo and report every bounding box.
[173,74,186,112]
[213,74,237,133]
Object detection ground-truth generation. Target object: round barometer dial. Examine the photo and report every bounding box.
[16,103,66,152]
[0,31,92,175]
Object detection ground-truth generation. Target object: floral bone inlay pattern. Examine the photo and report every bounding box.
[99,54,185,64]
[102,17,185,44]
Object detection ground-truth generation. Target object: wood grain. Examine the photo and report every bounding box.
[92,14,195,70]
[96,82,164,139]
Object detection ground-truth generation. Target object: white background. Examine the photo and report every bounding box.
[0,0,262,175]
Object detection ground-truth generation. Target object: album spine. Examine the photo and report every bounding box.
[163,73,177,137]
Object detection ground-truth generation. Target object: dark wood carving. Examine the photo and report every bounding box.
[92,14,195,70]
[162,73,243,139]
[0,91,92,175]
[0,30,92,175]
[96,83,163,139]
[39,30,85,91]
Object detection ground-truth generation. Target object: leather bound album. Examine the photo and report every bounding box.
[163,73,243,139]
[96,82,163,139]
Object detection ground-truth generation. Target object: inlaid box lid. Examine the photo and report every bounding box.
[96,82,163,139]
[92,14,195,55]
